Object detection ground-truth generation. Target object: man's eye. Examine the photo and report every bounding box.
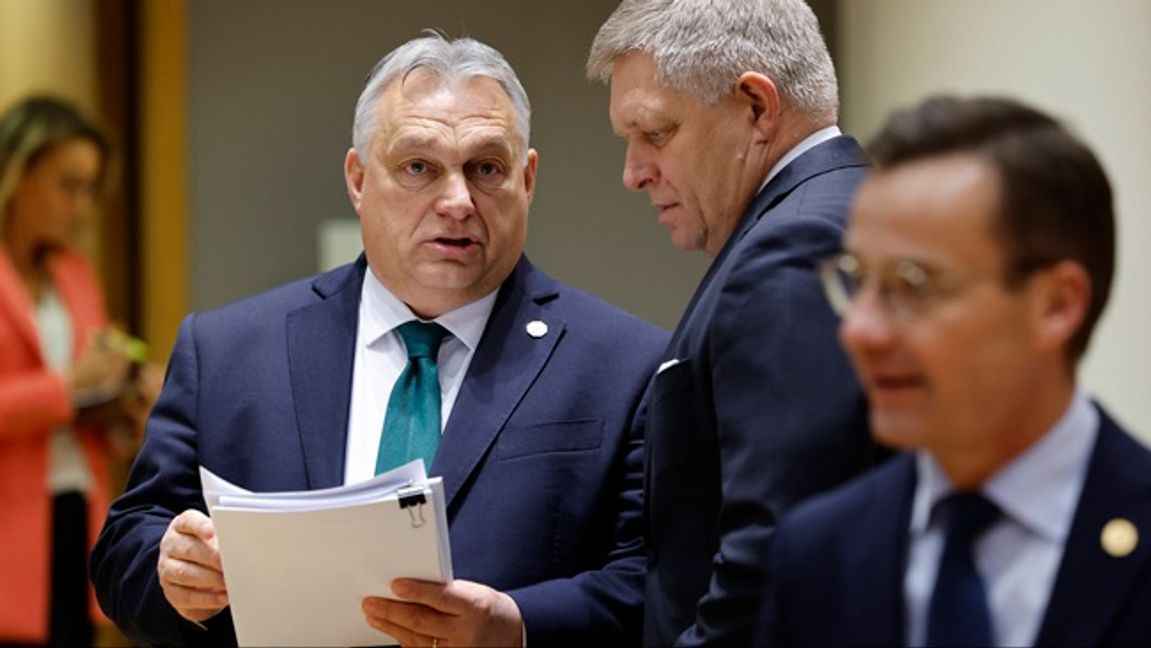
[645,126,675,146]
[886,265,942,311]
[888,275,926,301]
[403,160,430,175]
[469,160,506,181]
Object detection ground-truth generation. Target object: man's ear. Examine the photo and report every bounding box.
[1031,260,1091,354]
[344,148,365,212]
[523,149,539,205]
[734,72,781,140]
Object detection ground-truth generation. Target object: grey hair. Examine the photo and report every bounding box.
[587,0,838,118]
[352,33,532,160]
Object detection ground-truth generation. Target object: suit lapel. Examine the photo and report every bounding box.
[1035,408,1151,645]
[852,456,916,645]
[433,257,563,509]
[668,135,869,350]
[285,259,364,489]
[0,248,44,361]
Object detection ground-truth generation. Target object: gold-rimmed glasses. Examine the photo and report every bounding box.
[818,252,1016,321]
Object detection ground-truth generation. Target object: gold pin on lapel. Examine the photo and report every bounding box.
[1101,518,1139,558]
[526,320,548,339]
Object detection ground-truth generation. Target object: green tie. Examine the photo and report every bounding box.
[376,321,449,475]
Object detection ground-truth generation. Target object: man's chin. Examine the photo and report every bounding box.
[667,228,706,253]
[870,410,927,452]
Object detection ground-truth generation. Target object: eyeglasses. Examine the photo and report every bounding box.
[818,252,1005,321]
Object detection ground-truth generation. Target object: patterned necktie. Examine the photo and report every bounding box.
[375,321,449,475]
[926,491,1001,647]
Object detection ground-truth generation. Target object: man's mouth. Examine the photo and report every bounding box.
[866,373,926,403]
[433,236,477,248]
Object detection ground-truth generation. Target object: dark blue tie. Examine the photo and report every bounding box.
[375,321,449,475]
[926,491,1001,647]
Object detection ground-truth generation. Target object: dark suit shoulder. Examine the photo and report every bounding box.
[776,453,913,543]
[743,166,865,243]
[526,263,669,352]
[764,455,913,647]
[558,284,666,338]
[1096,407,1151,473]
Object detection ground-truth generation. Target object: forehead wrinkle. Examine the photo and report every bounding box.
[611,87,680,136]
[384,122,518,161]
[379,85,522,161]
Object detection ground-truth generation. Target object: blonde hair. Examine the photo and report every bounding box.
[0,96,109,231]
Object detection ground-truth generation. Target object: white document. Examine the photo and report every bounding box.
[200,461,453,647]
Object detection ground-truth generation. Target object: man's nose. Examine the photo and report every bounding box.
[621,144,657,192]
[839,286,898,355]
[436,171,475,220]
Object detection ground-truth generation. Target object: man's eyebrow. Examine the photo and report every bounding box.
[464,135,517,157]
[387,135,439,153]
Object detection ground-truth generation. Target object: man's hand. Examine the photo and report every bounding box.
[362,579,524,647]
[157,510,229,623]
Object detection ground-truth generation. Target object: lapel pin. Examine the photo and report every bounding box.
[1101,518,1138,558]
[526,320,548,339]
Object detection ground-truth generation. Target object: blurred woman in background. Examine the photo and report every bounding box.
[0,96,154,646]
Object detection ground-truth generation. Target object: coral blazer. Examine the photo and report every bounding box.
[0,246,111,643]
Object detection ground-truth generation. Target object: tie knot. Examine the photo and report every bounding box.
[397,321,448,360]
[938,491,1000,544]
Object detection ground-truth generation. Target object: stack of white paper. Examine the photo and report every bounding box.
[200,461,453,647]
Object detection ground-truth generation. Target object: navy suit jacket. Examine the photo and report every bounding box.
[91,256,668,646]
[642,136,883,646]
[761,405,1151,647]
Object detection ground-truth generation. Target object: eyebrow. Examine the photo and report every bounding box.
[464,136,516,158]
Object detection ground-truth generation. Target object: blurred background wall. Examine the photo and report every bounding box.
[2,0,1147,437]
[0,0,96,107]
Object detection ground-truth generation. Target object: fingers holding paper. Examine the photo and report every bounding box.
[363,578,524,647]
[157,509,229,622]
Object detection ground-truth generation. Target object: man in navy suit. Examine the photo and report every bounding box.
[761,95,1151,646]
[91,34,667,647]
[586,1,881,644]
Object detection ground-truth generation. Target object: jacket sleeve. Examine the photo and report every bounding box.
[505,390,649,646]
[0,369,73,439]
[90,314,238,646]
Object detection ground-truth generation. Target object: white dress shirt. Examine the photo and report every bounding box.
[343,269,496,485]
[36,284,93,494]
[905,390,1099,646]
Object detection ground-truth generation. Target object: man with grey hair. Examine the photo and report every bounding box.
[92,34,666,646]
[588,0,881,644]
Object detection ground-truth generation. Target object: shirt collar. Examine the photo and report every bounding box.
[360,268,497,352]
[910,389,1098,542]
[756,125,842,195]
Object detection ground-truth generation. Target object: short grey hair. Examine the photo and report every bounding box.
[353,33,532,160]
[587,0,838,118]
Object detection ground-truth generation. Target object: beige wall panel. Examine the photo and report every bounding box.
[0,0,96,111]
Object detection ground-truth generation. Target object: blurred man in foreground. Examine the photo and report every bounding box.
[762,95,1151,647]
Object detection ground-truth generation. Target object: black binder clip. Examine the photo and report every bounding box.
[396,485,427,528]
